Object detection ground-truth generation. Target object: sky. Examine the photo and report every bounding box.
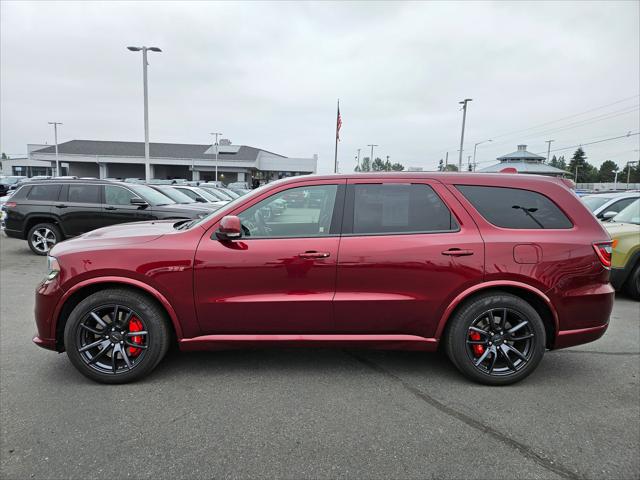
[1,0,639,174]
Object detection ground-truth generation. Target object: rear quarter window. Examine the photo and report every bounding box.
[26,184,62,202]
[456,185,572,229]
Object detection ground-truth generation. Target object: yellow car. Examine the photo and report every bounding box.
[604,198,640,299]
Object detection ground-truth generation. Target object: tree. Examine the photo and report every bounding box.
[598,160,619,183]
[1,153,7,160]
[371,157,386,171]
[390,163,405,171]
[620,161,640,184]
[549,155,559,168]
[567,148,597,183]
[443,164,459,172]
[356,156,372,172]
[438,159,444,172]
[556,155,567,171]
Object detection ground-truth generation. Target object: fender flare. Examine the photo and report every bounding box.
[433,280,559,340]
[55,276,184,339]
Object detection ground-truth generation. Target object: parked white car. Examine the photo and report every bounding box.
[582,191,640,220]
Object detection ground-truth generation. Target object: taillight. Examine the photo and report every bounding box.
[4,202,16,208]
[592,241,613,269]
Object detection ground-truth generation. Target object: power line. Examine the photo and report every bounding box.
[486,95,640,141]
[539,131,639,154]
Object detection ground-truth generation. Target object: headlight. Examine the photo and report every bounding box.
[46,255,60,281]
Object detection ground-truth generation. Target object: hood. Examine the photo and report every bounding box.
[603,221,640,237]
[50,219,180,256]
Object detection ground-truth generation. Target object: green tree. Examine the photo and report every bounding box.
[438,159,444,171]
[390,163,405,171]
[549,155,559,168]
[1,153,7,160]
[598,160,619,182]
[556,155,567,171]
[356,156,372,172]
[371,157,386,171]
[567,148,597,183]
[620,161,640,184]
[443,164,459,172]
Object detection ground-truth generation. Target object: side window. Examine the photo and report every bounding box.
[351,183,458,235]
[105,185,138,206]
[177,188,199,201]
[67,184,100,204]
[607,198,635,214]
[238,184,339,238]
[457,185,573,229]
[27,184,61,201]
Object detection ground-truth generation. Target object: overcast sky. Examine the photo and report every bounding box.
[1,1,638,173]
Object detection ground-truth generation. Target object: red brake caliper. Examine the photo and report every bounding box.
[469,331,485,357]
[128,317,144,357]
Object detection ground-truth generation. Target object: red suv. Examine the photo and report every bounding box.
[33,173,614,385]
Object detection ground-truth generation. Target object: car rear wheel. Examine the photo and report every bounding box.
[64,288,171,384]
[623,263,640,300]
[445,292,546,385]
[27,223,62,255]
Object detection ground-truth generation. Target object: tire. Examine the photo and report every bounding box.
[623,262,640,300]
[445,292,546,386]
[64,288,171,384]
[27,222,62,256]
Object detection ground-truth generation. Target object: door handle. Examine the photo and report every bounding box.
[298,251,331,259]
[105,206,117,210]
[442,248,474,256]
[55,204,67,209]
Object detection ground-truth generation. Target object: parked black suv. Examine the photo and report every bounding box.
[3,179,214,255]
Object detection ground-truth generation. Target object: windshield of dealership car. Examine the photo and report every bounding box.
[129,185,177,206]
[612,199,640,225]
[582,195,612,212]
[156,187,195,204]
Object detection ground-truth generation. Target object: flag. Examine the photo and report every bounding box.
[336,103,342,141]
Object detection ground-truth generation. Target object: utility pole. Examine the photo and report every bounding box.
[356,148,361,170]
[473,139,491,172]
[210,132,222,183]
[127,46,162,182]
[626,160,639,190]
[367,144,378,169]
[48,122,62,176]
[575,164,580,183]
[457,98,472,172]
[445,151,449,169]
[545,140,555,164]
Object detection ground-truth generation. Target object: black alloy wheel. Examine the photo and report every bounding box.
[445,292,546,385]
[64,289,171,384]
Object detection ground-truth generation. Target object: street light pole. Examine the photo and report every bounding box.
[48,122,62,176]
[367,144,378,169]
[611,169,619,191]
[545,139,555,164]
[472,139,491,172]
[210,132,223,183]
[356,148,361,170]
[127,46,162,182]
[627,160,639,190]
[457,98,472,172]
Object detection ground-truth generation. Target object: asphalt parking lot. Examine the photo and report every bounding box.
[0,235,638,480]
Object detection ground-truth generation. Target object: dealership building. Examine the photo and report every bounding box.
[12,139,317,184]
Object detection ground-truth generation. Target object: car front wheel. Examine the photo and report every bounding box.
[445,292,546,385]
[64,288,171,384]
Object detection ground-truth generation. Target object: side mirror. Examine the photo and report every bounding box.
[601,211,617,221]
[130,197,149,207]
[216,215,242,241]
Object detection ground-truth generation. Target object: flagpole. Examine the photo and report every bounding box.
[334,99,339,173]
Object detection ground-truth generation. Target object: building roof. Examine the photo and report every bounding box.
[33,140,286,161]
[497,144,546,161]
[477,161,569,175]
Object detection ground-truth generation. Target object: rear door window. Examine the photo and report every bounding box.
[66,184,101,204]
[457,185,572,229]
[27,184,61,202]
[347,183,458,235]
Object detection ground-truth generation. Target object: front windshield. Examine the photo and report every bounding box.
[612,199,640,225]
[130,185,177,206]
[582,195,612,212]
[219,188,240,199]
[193,187,221,202]
[200,185,231,201]
[157,187,195,204]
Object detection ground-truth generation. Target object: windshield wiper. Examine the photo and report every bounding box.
[512,205,545,229]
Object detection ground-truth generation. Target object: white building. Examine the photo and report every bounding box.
[26,140,317,185]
